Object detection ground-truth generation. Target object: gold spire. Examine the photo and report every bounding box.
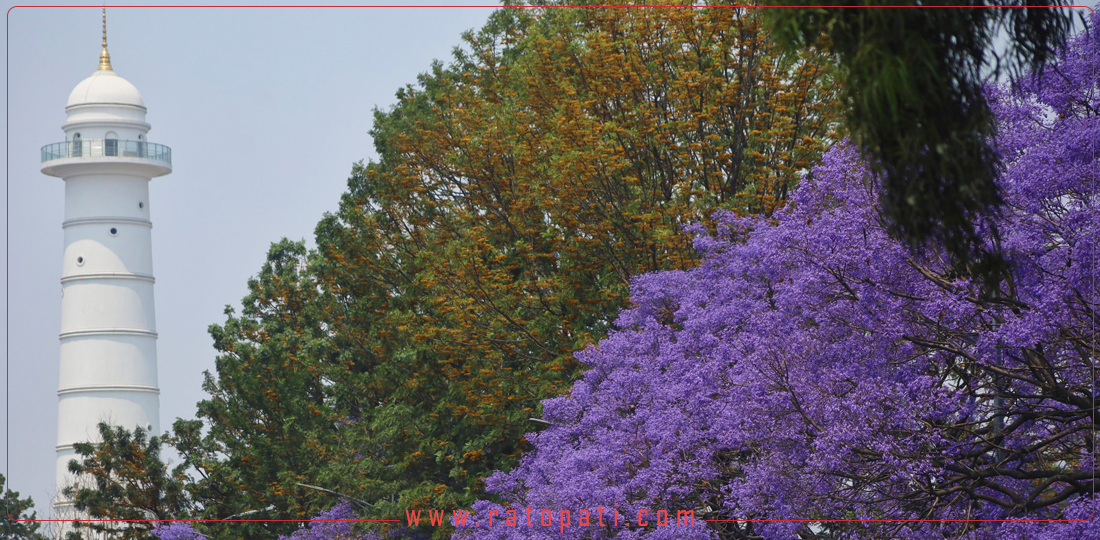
[98,7,112,71]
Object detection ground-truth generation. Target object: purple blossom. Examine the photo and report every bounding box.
[151,505,396,540]
[455,23,1098,540]
[278,502,387,540]
[152,522,207,540]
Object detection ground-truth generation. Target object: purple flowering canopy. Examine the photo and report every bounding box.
[150,505,391,538]
[274,503,386,540]
[152,522,209,540]
[456,27,1097,540]
[151,503,390,540]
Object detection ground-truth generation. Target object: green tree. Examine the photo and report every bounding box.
[171,2,841,538]
[2,473,48,540]
[172,239,342,539]
[62,423,190,540]
[762,0,1081,287]
[312,2,838,536]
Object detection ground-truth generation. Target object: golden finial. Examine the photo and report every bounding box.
[98,7,112,71]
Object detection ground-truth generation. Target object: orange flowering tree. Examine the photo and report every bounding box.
[309,2,838,536]
[65,3,840,539]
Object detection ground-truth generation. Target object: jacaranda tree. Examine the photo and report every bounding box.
[455,25,1096,540]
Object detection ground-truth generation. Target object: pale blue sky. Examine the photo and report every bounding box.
[4,1,500,518]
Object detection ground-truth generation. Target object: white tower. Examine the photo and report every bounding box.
[40,9,170,516]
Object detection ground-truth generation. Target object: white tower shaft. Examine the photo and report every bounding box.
[55,167,161,495]
[41,10,171,519]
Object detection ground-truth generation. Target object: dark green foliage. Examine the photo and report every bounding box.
[62,423,190,540]
[1,473,47,540]
[171,239,343,539]
[764,1,1080,288]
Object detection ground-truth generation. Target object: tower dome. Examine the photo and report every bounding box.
[66,69,145,110]
[56,7,150,139]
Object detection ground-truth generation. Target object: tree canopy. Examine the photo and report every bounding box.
[763,1,1082,288]
[75,5,1096,540]
[62,423,189,540]
[141,2,840,538]
[458,25,1096,540]
[2,473,48,540]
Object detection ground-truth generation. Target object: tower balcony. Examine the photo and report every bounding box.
[41,139,172,178]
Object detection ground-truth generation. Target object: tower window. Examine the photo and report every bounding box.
[71,133,82,158]
[109,227,118,236]
[76,256,85,266]
[138,202,144,209]
[105,132,118,157]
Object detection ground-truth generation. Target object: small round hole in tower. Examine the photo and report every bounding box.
[76,256,85,266]
[109,227,118,236]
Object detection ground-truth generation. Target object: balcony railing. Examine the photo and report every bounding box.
[41,139,172,165]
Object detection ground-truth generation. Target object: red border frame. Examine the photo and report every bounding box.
[5,2,1097,530]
